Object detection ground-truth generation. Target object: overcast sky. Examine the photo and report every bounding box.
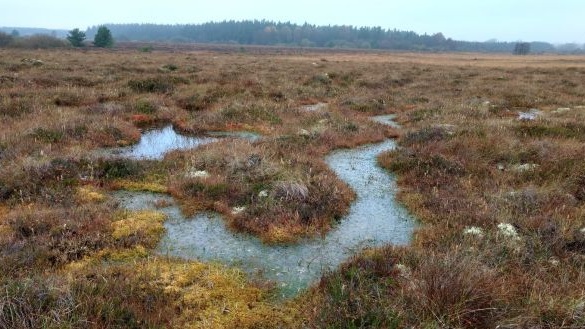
[1,0,583,43]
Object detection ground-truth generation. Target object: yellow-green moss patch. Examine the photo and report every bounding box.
[112,210,167,247]
[77,186,107,203]
[111,179,168,193]
[142,259,301,328]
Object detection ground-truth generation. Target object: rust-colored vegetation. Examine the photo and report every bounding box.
[1,47,585,327]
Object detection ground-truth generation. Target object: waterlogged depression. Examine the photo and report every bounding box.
[114,118,415,297]
[105,125,260,159]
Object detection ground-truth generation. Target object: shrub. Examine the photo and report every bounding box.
[128,77,176,94]
[93,26,114,48]
[0,278,81,328]
[139,46,152,53]
[341,97,386,113]
[160,64,178,71]
[53,91,84,106]
[0,31,13,47]
[0,97,34,117]
[12,34,67,49]
[66,28,86,47]
[96,158,144,179]
[134,99,157,114]
[176,93,216,111]
[402,126,449,146]
[313,248,402,328]
[30,128,64,143]
[406,254,499,328]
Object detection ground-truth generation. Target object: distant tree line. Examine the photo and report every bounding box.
[0,26,114,49]
[2,21,584,53]
[86,20,563,53]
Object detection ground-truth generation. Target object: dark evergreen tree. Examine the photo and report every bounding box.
[513,42,530,55]
[93,26,114,48]
[0,32,13,47]
[66,28,86,47]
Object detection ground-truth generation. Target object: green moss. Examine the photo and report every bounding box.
[112,210,167,247]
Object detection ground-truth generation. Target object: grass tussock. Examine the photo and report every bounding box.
[166,139,354,243]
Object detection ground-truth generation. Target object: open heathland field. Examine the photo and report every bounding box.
[1,47,585,328]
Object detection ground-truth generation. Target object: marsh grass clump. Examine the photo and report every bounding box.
[403,254,500,328]
[160,63,178,72]
[175,92,217,111]
[53,91,85,106]
[272,181,309,201]
[307,248,501,329]
[0,277,82,328]
[128,76,178,93]
[0,96,35,117]
[401,126,450,146]
[166,139,354,243]
[341,97,387,113]
[133,98,158,114]
[514,121,585,140]
[571,173,585,202]
[310,248,402,328]
[220,102,282,124]
[1,204,113,273]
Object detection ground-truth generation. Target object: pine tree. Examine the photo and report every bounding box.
[67,28,86,47]
[513,42,530,55]
[94,26,114,48]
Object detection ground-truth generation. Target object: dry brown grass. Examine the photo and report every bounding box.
[2,47,585,327]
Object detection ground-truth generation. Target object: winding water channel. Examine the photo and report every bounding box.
[113,118,415,298]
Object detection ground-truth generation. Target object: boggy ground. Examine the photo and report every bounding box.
[1,47,585,328]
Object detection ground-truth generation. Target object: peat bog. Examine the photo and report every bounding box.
[1,47,585,328]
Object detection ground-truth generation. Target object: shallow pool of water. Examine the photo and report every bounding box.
[108,126,217,160]
[104,126,260,160]
[371,114,400,128]
[206,131,262,142]
[115,138,415,298]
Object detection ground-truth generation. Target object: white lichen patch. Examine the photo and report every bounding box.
[186,169,209,178]
[395,263,411,278]
[512,163,539,172]
[497,222,521,240]
[463,226,484,237]
[231,206,247,215]
[300,102,328,112]
[518,109,541,121]
[553,107,572,113]
[298,128,311,136]
[548,257,560,267]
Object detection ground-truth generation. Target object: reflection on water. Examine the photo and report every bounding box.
[115,139,415,298]
[105,126,261,160]
[111,126,217,159]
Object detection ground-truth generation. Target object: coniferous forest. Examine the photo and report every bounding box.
[85,20,558,53]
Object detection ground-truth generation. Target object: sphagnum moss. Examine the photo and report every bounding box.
[111,210,167,243]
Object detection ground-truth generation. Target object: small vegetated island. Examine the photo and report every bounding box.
[0,22,585,328]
